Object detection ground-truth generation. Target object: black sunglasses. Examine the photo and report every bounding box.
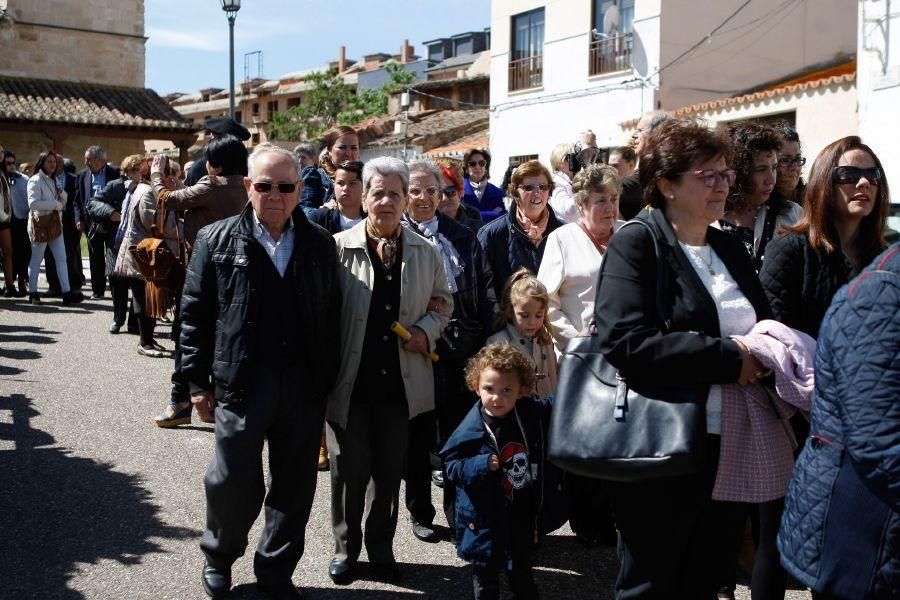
[251,181,297,194]
[832,166,882,186]
[467,159,486,167]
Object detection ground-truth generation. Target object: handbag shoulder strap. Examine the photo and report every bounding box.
[595,217,670,333]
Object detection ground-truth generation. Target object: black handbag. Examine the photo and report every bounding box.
[547,219,706,482]
[436,317,484,363]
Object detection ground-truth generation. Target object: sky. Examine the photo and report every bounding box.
[145,0,491,96]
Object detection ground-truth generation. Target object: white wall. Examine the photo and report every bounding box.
[658,0,857,109]
[680,80,858,182]
[857,0,900,225]
[488,0,661,181]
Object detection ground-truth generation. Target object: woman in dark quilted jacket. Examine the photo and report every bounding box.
[777,242,900,599]
[760,136,889,340]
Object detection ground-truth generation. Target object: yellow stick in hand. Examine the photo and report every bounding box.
[390,321,439,362]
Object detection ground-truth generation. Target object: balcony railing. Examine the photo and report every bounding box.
[589,32,633,76]
[508,54,543,92]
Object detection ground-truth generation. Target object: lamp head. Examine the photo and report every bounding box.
[220,0,241,14]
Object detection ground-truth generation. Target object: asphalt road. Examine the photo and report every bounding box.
[0,265,812,600]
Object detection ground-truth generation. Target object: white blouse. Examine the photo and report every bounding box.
[538,222,621,354]
[678,242,757,434]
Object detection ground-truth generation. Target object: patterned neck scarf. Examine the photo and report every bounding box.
[402,215,463,294]
[366,219,401,270]
[515,206,549,244]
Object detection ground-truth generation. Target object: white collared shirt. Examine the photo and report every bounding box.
[252,211,295,277]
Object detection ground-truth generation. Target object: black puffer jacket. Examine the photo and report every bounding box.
[477,206,563,302]
[179,204,342,401]
[759,232,879,338]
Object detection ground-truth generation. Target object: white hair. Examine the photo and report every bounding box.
[247,144,299,180]
[406,159,442,189]
[363,156,409,194]
[85,145,107,160]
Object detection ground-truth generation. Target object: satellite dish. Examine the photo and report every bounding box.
[603,4,620,37]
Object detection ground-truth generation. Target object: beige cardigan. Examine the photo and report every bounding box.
[326,221,453,428]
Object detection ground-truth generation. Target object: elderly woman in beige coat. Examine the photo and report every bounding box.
[326,157,452,585]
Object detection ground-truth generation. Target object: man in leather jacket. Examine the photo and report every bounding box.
[179,145,341,599]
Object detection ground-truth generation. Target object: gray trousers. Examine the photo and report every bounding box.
[200,365,325,585]
[326,398,409,564]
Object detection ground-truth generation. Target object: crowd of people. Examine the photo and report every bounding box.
[1,113,898,600]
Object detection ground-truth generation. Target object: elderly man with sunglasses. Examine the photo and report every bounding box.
[179,144,342,600]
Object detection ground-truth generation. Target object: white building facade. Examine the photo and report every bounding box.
[857,0,900,226]
[488,0,856,181]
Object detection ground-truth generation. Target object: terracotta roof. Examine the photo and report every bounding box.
[361,108,489,150]
[423,128,489,157]
[410,74,489,92]
[620,71,856,129]
[0,76,197,133]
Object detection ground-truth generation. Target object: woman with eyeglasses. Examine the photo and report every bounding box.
[477,160,564,305]
[719,122,803,273]
[434,158,484,234]
[594,119,775,599]
[462,148,505,222]
[760,136,889,340]
[400,159,494,545]
[771,121,806,205]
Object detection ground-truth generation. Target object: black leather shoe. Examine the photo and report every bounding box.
[258,581,303,599]
[431,469,444,488]
[371,561,402,583]
[201,563,231,598]
[62,291,84,306]
[328,557,354,585]
[410,517,439,543]
[109,322,122,334]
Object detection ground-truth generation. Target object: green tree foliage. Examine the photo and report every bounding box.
[268,63,417,142]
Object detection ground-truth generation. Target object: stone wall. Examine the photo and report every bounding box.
[0,0,146,87]
[1,130,144,167]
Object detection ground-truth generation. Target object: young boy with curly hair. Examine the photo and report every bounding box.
[440,343,567,600]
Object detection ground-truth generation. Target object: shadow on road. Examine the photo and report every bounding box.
[0,393,196,599]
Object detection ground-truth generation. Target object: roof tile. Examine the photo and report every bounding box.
[0,76,198,132]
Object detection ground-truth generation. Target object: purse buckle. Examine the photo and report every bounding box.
[614,374,628,421]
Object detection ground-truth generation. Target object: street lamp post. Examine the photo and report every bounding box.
[220,0,241,120]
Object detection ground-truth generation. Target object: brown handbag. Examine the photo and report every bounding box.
[128,194,185,318]
[30,211,62,243]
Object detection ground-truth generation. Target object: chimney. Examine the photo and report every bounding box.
[338,46,347,74]
[401,39,410,64]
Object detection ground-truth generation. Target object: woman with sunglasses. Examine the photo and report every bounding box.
[477,159,564,304]
[760,136,889,339]
[719,122,803,273]
[434,158,484,234]
[462,148,505,222]
[594,119,775,599]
